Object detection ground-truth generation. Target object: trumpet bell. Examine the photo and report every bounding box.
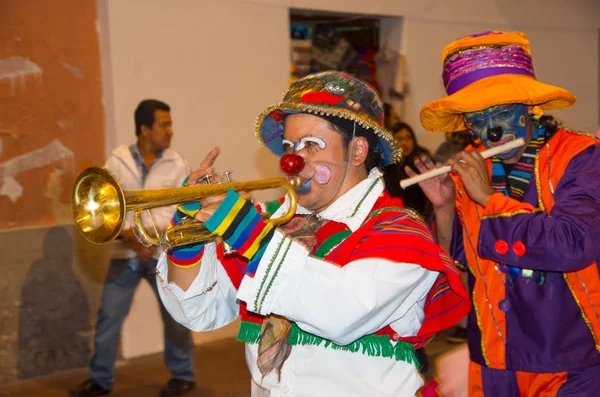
[72,167,126,244]
[71,165,301,249]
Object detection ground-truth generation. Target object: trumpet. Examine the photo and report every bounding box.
[71,167,301,250]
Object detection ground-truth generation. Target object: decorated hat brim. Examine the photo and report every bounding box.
[420,74,576,133]
[255,102,402,165]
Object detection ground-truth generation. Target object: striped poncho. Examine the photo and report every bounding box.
[216,191,470,363]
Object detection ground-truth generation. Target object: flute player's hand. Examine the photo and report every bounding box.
[406,155,455,209]
[447,150,495,207]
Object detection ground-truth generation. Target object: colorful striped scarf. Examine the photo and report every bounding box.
[490,123,547,200]
[490,120,551,281]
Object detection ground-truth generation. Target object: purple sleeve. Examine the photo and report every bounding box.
[451,216,468,272]
[478,144,600,272]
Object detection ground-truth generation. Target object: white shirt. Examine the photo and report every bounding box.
[105,144,189,259]
[157,169,438,397]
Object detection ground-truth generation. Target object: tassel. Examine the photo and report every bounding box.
[530,106,544,120]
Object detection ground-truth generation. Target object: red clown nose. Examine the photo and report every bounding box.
[280,154,305,175]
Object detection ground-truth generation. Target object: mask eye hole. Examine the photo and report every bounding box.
[466,116,486,130]
[494,110,512,119]
[491,105,517,120]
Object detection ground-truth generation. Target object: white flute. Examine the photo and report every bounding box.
[400,138,525,189]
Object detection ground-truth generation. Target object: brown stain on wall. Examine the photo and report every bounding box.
[0,0,105,228]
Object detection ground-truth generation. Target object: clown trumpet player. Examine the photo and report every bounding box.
[157,71,469,397]
[408,31,600,396]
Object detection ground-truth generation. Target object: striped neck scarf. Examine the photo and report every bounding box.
[490,124,548,200]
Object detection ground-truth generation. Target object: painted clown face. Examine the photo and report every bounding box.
[464,104,532,161]
[281,113,352,213]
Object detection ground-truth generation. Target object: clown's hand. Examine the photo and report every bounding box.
[183,147,227,217]
[408,155,455,209]
[202,189,274,262]
[187,147,220,189]
[448,150,495,206]
[186,147,252,222]
[193,190,252,223]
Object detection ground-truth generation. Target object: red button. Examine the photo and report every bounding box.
[495,240,509,255]
[513,241,526,256]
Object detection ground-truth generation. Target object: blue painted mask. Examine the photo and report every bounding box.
[464,104,529,159]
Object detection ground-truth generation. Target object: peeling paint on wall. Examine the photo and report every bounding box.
[0,0,105,229]
[0,139,74,203]
[0,56,42,93]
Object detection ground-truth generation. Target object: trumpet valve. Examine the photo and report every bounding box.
[199,174,213,185]
[221,171,237,255]
[222,171,233,183]
[222,242,237,256]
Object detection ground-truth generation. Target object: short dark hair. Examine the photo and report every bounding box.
[326,119,384,172]
[134,99,170,136]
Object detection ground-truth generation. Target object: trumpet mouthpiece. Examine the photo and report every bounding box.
[287,175,303,189]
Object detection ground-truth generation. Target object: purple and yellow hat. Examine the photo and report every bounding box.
[255,71,401,165]
[420,31,576,133]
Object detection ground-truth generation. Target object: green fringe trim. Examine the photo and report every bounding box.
[237,321,419,366]
[237,320,262,344]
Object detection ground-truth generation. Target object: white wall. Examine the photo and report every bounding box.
[404,20,599,150]
[97,0,600,358]
[98,0,291,358]
[102,0,290,181]
[284,0,600,149]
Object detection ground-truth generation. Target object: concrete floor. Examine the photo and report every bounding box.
[0,339,250,397]
[0,330,462,397]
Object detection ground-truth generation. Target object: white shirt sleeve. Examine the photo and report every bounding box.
[237,230,439,346]
[144,158,190,233]
[104,155,134,231]
[156,242,240,332]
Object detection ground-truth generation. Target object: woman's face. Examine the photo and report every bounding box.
[394,128,414,157]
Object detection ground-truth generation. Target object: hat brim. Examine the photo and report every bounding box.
[420,74,576,133]
[255,102,401,165]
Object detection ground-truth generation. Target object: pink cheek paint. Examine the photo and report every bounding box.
[314,165,332,184]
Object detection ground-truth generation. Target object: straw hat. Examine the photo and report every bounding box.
[256,71,401,165]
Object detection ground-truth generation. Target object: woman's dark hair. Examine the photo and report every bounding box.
[390,122,430,160]
[134,99,170,136]
[390,122,417,142]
